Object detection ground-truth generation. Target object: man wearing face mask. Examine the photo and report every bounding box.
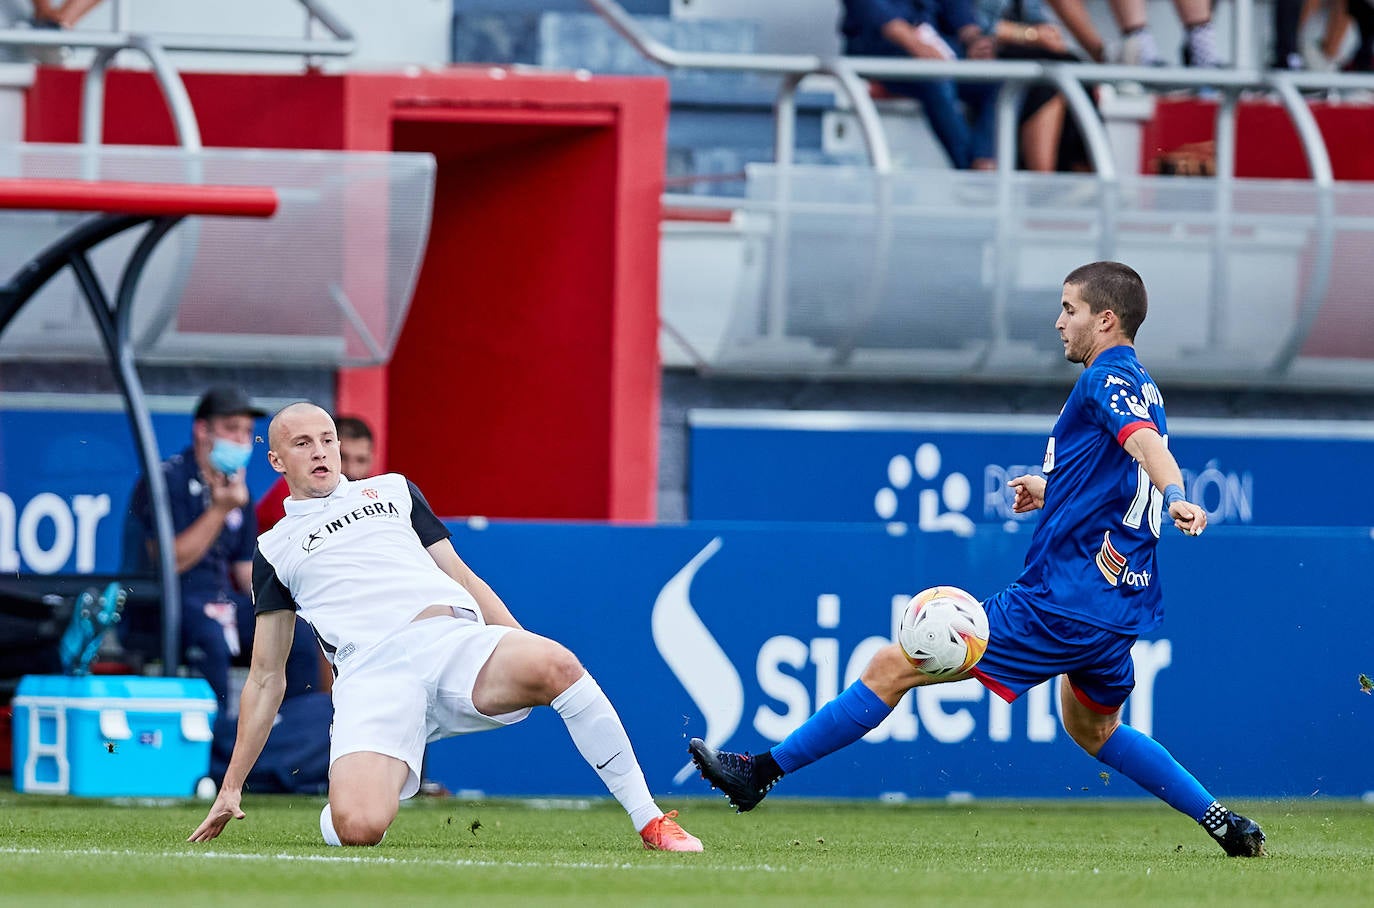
[129,387,318,721]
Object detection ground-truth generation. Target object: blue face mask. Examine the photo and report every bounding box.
[209,438,253,475]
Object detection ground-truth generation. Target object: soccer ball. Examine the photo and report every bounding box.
[897,586,989,677]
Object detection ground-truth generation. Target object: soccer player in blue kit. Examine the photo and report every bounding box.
[690,261,1265,857]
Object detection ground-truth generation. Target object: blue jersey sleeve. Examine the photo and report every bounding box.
[1081,363,1160,447]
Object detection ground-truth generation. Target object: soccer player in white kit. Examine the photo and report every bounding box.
[189,402,702,852]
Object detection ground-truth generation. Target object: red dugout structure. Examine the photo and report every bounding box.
[26,67,670,522]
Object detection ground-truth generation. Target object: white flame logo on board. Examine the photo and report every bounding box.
[651,536,744,785]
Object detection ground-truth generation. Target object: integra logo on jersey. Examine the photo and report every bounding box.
[300,500,401,552]
[1094,530,1150,588]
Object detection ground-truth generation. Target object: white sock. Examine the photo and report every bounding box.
[551,672,662,833]
[320,803,342,846]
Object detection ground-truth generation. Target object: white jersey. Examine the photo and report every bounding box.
[253,473,483,672]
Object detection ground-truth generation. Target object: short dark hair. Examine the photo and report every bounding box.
[334,415,373,443]
[1063,261,1148,340]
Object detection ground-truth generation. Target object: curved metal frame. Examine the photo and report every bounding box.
[0,213,187,672]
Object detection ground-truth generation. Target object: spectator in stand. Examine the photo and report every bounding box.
[975,0,1094,172]
[1273,0,1355,69]
[841,0,1000,170]
[1045,0,1221,67]
[1304,0,1352,71]
[257,415,375,532]
[1344,0,1374,69]
[127,387,322,753]
[1274,0,1308,67]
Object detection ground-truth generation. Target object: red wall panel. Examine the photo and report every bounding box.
[388,118,619,519]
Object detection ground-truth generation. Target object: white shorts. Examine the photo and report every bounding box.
[329,615,531,799]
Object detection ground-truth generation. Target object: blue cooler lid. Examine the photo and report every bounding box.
[15,674,216,705]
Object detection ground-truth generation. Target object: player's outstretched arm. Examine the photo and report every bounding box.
[426,538,524,630]
[188,609,295,843]
[1122,428,1207,536]
[1008,474,1047,513]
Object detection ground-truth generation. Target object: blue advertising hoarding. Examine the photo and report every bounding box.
[4,403,1371,802]
[0,404,279,575]
[427,520,1374,801]
[689,410,1374,529]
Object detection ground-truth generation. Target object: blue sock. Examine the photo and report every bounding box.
[771,680,893,774]
[1096,724,1216,821]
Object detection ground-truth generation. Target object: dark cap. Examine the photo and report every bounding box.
[193,386,267,420]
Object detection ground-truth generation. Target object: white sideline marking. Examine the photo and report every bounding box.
[0,845,782,873]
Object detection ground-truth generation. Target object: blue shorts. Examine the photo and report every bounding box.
[970,585,1137,714]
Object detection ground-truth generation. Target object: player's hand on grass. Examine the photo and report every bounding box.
[188,789,245,843]
[1169,500,1207,536]
[1008,475,1046,513]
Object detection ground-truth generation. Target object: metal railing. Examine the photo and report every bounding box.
[586,0,1374,187]
[587,0,1374,389]
[0,0,355,150]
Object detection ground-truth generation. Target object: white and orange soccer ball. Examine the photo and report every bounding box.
[897,585,989,677]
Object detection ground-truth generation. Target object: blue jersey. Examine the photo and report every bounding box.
[1014,345,1168,634]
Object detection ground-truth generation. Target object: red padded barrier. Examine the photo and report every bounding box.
[1141,96,1374,180]
[0,178,278,217]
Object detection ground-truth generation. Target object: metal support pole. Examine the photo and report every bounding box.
[80,47,121,152]
[766,74,805,341]
[0,213,189,674]
[114,217,189,674]
[1233,0,1255,70]
[988,83,1028,358]
[111,0,132,33]
[1208,90,1238,348]
[773,74,801,168]
[1268,72,1336,376]
[993,82,1025,176]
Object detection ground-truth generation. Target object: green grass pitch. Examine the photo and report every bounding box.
[2,791,1372,907]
